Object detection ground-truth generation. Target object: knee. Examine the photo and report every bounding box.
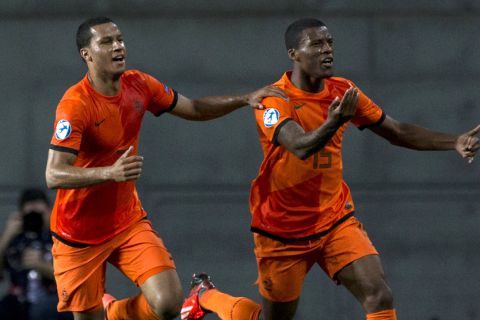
[147,290,183,320]
[364,283,394,311]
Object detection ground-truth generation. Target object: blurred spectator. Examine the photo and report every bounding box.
[0,188,72,320]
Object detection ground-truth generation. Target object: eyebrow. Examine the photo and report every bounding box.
[97,33,123,41]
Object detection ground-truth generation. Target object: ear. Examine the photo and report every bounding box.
[80,48,90,62]
[287,48,297,61]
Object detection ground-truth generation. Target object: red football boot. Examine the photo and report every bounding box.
[181,273,216,320]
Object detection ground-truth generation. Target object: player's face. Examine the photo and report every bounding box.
[85,22,127,77]
[292,26,334,78]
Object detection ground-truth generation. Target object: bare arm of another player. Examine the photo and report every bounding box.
[276,87,359,160]
[171,86,287,120]
[45,146,144,189]
[369,117,480,162]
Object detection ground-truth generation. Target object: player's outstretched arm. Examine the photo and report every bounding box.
[170,86,287,121]
[45,146,144,189]
[277,87,359,160]
[369,117,480,163]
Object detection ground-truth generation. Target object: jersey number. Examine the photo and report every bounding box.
[313,149,332,169]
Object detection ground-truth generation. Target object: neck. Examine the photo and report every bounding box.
[87,70,121,96]
[290,67,324,93]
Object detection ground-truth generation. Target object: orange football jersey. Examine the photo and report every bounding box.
[250,72,384,241]
[49,70,177,245]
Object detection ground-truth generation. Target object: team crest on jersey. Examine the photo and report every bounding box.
[55,119,72,140]
[263,108,280,128]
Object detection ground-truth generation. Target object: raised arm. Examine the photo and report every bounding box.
[277,87,359,160]
[369,116,480,162]
[170,86,287,121]
[45,146,144,189]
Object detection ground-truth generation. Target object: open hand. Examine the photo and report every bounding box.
[327,86,358,126]
[246,85,288,109]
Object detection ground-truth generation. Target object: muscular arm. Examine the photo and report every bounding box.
[369,116,480,161]
[170,86,287,121]
[369,116,456,150]
[45,146,143,189]
[277,119,339,160]
[277,87,359,160]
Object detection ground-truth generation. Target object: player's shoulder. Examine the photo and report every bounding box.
[59,79,89,107]
[121,69,147,83]
[122,69,160,91]
[261,81,290,108]
[261,95,289,110]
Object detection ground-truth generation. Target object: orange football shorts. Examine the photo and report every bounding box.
[52,219,176,312]
[254,216,378,302]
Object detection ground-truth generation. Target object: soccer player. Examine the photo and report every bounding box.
[180,18,480,320]
[45,17,286,320]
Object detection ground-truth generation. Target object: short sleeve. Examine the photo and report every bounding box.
[350,85,385,130]
[142,72,178,116]
[254,96,294,145]
[49,99,88,155]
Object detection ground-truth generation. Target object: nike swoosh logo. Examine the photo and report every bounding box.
[94,119,106,127]
[293,103,306,110]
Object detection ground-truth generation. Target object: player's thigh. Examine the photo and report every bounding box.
[318,217,379,282]
[254,234,314,303]
[52,238,110,313]
[108,220,176,287]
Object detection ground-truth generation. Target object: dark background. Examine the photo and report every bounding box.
[0,1,479,319]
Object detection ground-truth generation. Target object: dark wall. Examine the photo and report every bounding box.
[0,1,479,318]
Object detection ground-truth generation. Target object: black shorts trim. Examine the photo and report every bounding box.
[49,145,79,155]
[154,90,178,117]
[251,211,355,243]
[272,118,293,146]
[358,110,386,131]
[51,231,91,248]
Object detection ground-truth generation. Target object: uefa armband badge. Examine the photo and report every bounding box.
[263,108,280,128]
[55,119,72,140]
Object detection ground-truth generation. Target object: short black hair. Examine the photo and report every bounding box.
[76,16,115,51]
[285,18,326,50]
[18,188,49,210]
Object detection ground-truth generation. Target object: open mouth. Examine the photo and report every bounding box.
[112,55,125,63]
[322,57,333,67]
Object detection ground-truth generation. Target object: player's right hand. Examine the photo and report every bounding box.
[110,146,144,182]
[327,86,358,126]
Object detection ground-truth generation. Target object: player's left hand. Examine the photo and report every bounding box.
[246,86,288,109]
[455,124,480,163]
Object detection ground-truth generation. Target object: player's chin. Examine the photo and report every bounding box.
[312,68,333,79]
[112,68,126,78]
[321,68,334,78]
